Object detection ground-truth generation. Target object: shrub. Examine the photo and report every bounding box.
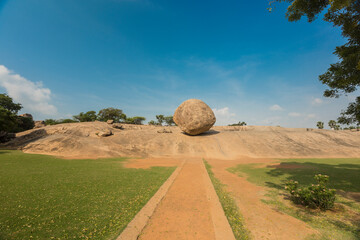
[73,111,97,122]
[285,174,336,210]
[98,108,126,123]
[228,121,247,126]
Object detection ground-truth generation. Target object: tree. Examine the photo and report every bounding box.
[337,96,360,125]
[0,94,22,113]
[148,120,160,125]
[164,116,175,126]
[73,111,97,122]
[156,115,165,126]
[229,121,247,126]
[44,118,77,125]
[0,94,22,132]
[16,116,35,132]
[272,0,360,125]
[316,121,324,129]
[60,119,78,124]
[126,116,146,125]
[97,108,126,123]
[328,120,337,129]
[44,119,58,125]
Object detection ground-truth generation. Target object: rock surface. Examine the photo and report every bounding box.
[2,122,360,159]
[34,121,46,129]
[173,99,216,135]
[19,113,33,119]
[97,129,112,137]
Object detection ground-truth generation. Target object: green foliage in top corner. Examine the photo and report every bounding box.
[272,0,360,125]
[285,174,336,210]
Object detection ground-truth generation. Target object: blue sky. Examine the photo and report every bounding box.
[0,0,355,127]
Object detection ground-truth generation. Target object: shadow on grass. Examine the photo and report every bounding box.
[265,162,360,193]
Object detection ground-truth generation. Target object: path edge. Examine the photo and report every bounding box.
[116,160,185,240]
[201,160,236,240]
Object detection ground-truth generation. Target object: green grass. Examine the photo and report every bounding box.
[204,160,251,240]
[228,158,360,240]
[0,150,175,240]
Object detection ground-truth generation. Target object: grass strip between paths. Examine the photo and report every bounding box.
[203,160,251,240]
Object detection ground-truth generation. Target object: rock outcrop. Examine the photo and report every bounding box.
[34,121,46,129]
[173,99,216,135]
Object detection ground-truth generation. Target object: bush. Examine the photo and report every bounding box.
[126,116,146,125]
[16,116,35,132]
[98,108,126,123]
[285,174,336,210]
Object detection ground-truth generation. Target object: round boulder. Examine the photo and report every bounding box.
[174,99,216,135]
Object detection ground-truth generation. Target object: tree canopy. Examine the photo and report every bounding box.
[273,0,360,125]
[126,116,146,125]
[73,111,97,122]
[97,108,126,123]
[0,94,34,133]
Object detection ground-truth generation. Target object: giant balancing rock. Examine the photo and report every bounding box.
[174,99,216,136]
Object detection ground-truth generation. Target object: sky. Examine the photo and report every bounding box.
[0,0,357,128]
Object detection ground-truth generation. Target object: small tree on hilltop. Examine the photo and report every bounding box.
[73,111,97,122]
[229,121,247,126]
[156,115,165,126]
[164,116,175,126]
[148,120,160,126]
[328,120,337,129]
[98,108,126,123]
[126,116,146,125]
[44,119,58,125]
[316,121,324,129]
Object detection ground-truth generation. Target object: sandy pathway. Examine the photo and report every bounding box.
[208,158,318,240]
[138,158,234,240]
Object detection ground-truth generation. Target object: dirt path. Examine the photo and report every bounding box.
[208,158,318,240]
[138,158,234,240]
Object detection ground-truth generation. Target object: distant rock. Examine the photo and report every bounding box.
[173,99,216,136]
[112,123,124,129]
[19,113,33,119]
[107,120,114,124]
[97,129,113,137]
[34,121,46,129]
[157,128,172,133]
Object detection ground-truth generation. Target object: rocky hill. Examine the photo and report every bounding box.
[2,121,360,159]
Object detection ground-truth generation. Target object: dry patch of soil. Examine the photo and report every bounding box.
[123,157,183,169]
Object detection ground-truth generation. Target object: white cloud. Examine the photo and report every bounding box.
[260,116,282,126]
[312,98,323,105]
[288,112,301,117]
[212,107,237,126]
[306,113,316,119]
[0,65,57,115]
[269,104,283,111]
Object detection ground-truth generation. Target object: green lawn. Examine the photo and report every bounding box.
[0,150,175,240]
[204,160,250,240]
[228,158,360,240]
